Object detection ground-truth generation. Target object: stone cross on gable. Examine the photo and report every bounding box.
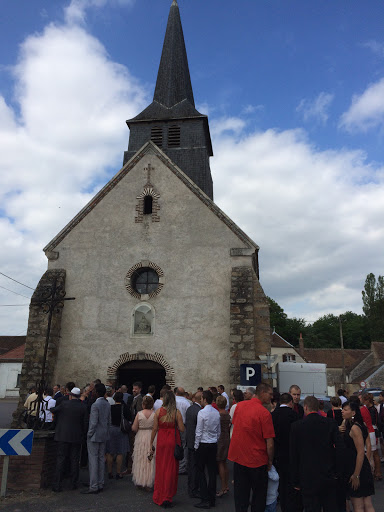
[144,163,154,185]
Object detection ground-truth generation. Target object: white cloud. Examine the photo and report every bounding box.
[362,40,384,59]
[65,0,135,25]
[0,8,148,333]
[242,104,264,115]
[211,127,384,321]
[340,78,384,132]
[210,116,246,137]
[297,92,334,125]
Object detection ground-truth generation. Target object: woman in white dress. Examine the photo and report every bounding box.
[132,395,156,489]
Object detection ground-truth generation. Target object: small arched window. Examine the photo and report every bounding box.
[143,195,153,215]
[132,303,155,336]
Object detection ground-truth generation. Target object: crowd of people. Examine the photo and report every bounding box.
[23,380,384,511]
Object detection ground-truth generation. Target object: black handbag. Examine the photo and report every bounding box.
[120,403,131,434]
[174,417,184,461]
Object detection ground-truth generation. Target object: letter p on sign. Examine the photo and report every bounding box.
[240,364,261,386]
[246,367,255,381]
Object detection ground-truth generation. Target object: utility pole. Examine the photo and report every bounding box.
[339,315,346,386]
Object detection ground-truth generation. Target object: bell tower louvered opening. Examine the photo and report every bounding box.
[168,125,181,147]
[151,126,163,148]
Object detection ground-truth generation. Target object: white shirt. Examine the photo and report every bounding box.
[40,396,56,422]
[229,403,237,420]
[175,395,191,423]
[106,396,115,405]
[266,465,279,505]
[340,396,347,404]
[154,399,163,411]
[194,404,221,450]
[221,391,230,411]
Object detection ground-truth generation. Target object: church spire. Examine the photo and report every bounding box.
[124,1,214,200]
[153,0,195,108]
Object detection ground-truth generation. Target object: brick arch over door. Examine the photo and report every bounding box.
[107,352,175,387]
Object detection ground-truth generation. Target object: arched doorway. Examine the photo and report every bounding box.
[117,360,166,398]
[108,352,175,397]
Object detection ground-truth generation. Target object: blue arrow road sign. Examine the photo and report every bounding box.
[0,430,34,456]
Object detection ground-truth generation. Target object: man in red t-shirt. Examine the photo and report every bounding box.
[228,382,275,512]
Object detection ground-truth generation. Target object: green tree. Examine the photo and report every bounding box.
[304,312,370,349]
[341,311,371,349]
[362,273,384,341]
[268,296,287,334]
[267,297,306,346]
[304,314,340,348]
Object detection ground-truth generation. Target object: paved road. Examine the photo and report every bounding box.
[0,399,18,428]
[1,464,384,512]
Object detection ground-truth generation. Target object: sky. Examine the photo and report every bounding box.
[1,0,384,335]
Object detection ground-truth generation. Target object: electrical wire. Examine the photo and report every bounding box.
[0,304,29,307]
[0,272,35,291]
[0,284,31,299]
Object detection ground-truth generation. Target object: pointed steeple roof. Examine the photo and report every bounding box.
[153,0,194,108]
[124,1,214,199]
[128,0,205,123]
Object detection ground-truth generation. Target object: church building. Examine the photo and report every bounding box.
[17,0,271,398]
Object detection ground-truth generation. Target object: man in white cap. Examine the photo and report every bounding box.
[50,387,88,492]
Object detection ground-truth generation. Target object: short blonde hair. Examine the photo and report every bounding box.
[216,395,227,410]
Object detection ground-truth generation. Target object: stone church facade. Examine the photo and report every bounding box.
[16,0,271,401]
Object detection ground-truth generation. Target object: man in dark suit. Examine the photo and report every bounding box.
[55,381,76,406]
[50,387,88,492]
[290,396,342,512]
[131,381,143,417]
[82,383,111,494]
[53,384,63,401]
[186,391,203,498]
[289,385,304,419]
[272,393,298,512]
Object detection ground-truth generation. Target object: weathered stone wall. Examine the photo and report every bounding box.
[253,278,271,356]
[327,368,343,387]
[45,151,259,391]
[229,267,271,387]
[12,269,66,427]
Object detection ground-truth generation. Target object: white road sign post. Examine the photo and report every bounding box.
[0,429,34,497]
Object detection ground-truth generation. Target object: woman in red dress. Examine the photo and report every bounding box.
[150,390,185,508]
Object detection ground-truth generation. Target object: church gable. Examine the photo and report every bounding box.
[44,141,258,257]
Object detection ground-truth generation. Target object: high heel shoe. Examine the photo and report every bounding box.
[108,472,114,479]
[116,474,123,480]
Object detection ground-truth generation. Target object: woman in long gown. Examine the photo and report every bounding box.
[341,401,375,512]
[150,390,185,508]
[132,395,156,489]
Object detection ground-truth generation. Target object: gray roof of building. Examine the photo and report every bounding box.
[154,0,194,108]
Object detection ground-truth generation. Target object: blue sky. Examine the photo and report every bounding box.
[1,0,384,334]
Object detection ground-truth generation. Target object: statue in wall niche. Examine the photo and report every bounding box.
[135,313,151,334]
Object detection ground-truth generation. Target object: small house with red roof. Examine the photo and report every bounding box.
[0,337,25,398]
